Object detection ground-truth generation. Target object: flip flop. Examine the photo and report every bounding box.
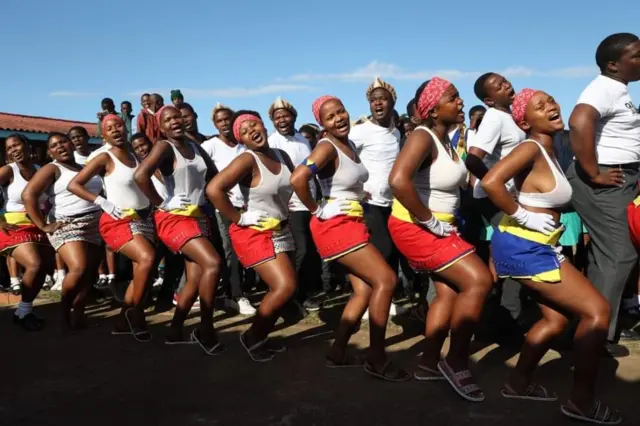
[240,332,274,362]
[560,400,622,425]
[414,365,445,381]
[437,360,485,403]
[501,383,557,402]
[325,354,365,368]
[191,329,226,356]
[124,308,152,343]
[164,333,197,345]
[262,338,287,353]
[364,360,412,382]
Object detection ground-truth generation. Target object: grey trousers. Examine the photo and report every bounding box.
[566,161,639,341]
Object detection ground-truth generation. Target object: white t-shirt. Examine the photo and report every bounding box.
[268,131,315,212]
[74,151,89,165]
[201,136,246,208]
[467,108,525,198]
[576,75,640,164]
[350,120,400,207]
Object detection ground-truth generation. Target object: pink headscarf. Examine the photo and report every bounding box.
[155,105,176,126]
[233,113,262,142]
[416,77,452,119]
[312,95,340,125]
[511,89,538,125]
[101,114,124,133]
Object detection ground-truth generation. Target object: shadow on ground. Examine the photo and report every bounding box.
[1,290,639,426]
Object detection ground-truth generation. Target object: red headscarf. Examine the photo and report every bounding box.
[312,95,340,125]
[233,113,262,142]
[416,77,452,119]
[101,114,124,134]
[511,89,538,125]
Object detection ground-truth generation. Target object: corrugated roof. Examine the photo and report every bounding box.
[0,112,98,137]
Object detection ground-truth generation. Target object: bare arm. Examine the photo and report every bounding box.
[569,104,623,186]
[22,164,62,233]
[388,129,434,222]
[206,152,254,224]
[68,153,109,203]
[481,142,539,215]
[133,141,173,206]
[289,141,337,213]
[0,165,14,187]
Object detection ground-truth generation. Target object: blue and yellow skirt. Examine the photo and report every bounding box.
[491,215,565,283]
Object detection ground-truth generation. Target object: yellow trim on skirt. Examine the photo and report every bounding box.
[391,199,455,224]
[497,215,564,282]
[2,212,33,225]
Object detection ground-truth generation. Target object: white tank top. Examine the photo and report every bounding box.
[103,151,150,210]
[2,163,43,213]
[162,141,207,206]
[317,139,369,201]
[413,126,468,214]
[517,139,573,209]
[49,162,102,218]
[240,150,293,221]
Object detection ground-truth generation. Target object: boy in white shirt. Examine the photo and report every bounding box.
[201,104,256,316]
[351,77,406,317]
[267,98,323,313]
[466,73,526,338]
[568,32,640,346]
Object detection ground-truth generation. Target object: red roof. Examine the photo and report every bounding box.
[0,112,98,138]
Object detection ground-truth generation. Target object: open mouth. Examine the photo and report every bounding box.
[549,111,561,122]
[336,121,348,132]
[374,107,384,115]
[251,132,262,143]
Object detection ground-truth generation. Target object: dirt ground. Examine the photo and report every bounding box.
[1,291,639,426]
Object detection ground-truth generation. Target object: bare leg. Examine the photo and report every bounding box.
[170,237,222,344]
[330,244,398,371]
[508,261,610,412]
[245,253,296,345]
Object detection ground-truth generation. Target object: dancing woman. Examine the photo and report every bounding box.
[134,106,224,354]
[0,134,53,330]
[68,115,156,342]
[482,89,619,424]
[289,96,409,381]
[388,78,493,401]
[23,132,103,331]
[207,110,296,362]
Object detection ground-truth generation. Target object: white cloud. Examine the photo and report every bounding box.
[280,61,598,83]
[126,84,313,98]
[49,91,100,97]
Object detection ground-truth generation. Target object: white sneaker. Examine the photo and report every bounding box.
[51,275,64,291]
[152,277,164,288]
[362,303,408,320]
[225,297,256,315]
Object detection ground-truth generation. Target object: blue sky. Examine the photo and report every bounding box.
[1,0,639,135]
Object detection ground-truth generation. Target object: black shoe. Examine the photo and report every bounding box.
[13,313,45,331]
[619,328,640,341]
[604,342,630,358]
[303,295,324,312]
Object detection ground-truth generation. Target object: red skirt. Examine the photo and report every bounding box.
[388,216,475,273]
[628,199,640,252]
[154,210,210,253]
[99,213,155,252]
[310,215,369,261]
[0,224,47,254]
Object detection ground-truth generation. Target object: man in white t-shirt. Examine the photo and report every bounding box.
[567,33,640,344]
[267,97,323,312]
[201,103,256,316]
[465,73,526,336]
[351,77,407,318]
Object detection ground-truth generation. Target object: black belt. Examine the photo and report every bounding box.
[599,162,640,170]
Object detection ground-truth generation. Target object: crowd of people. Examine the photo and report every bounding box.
[2,32,640,424]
